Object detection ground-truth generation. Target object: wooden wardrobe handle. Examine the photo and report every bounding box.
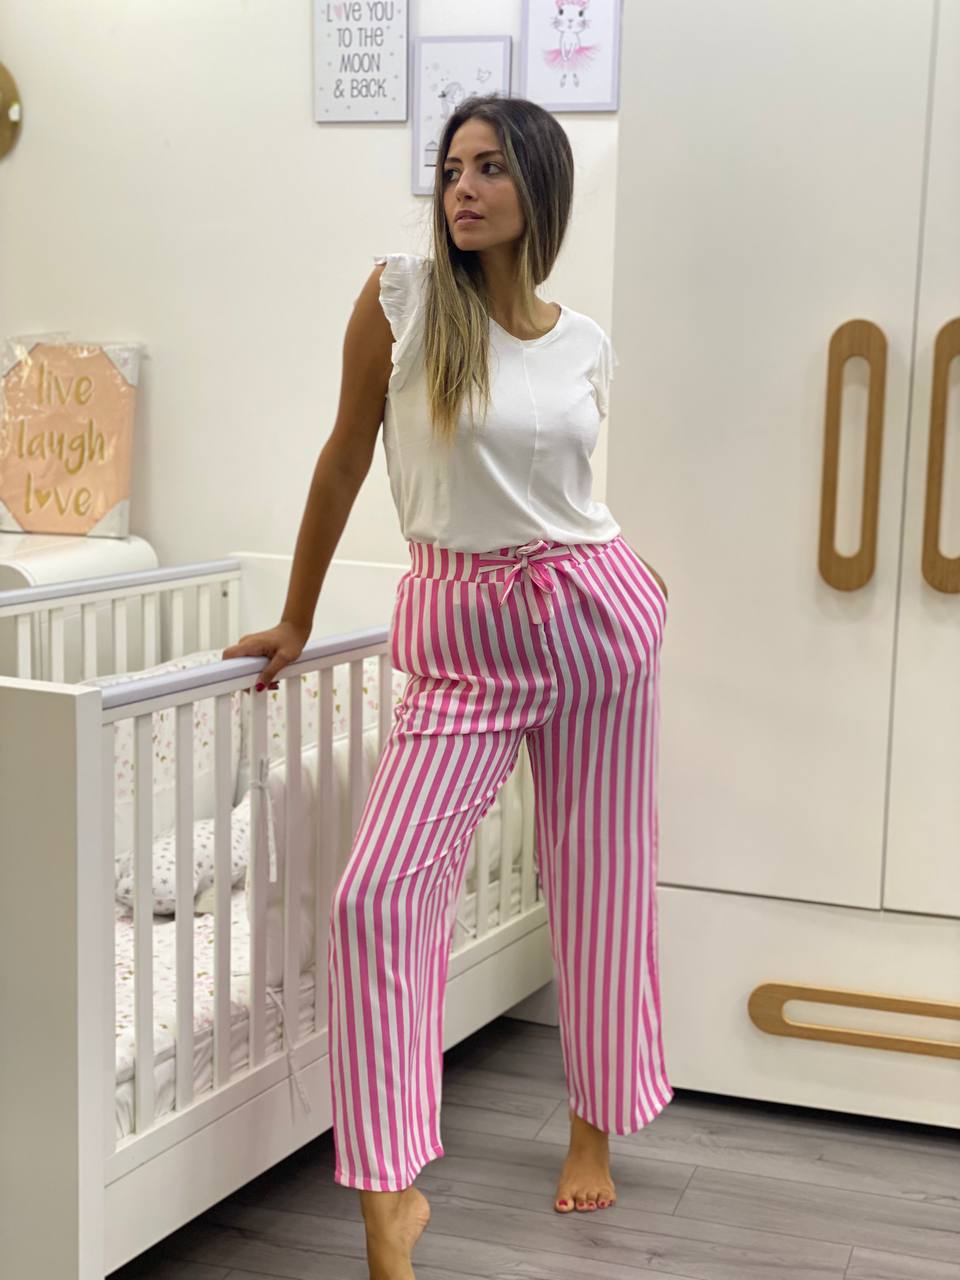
[921,317,960,593]
[818,319,887,591]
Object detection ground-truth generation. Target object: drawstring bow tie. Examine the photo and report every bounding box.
[475,538,576,625]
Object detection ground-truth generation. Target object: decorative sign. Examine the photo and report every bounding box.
[313,0,409,122]
[0,336,142,537]
[411,36,512,197]
[0,63,22,161]
[519,0,622,112]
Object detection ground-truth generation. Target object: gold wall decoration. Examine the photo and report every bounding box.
[0,64,22,161]
[0,339,143,537]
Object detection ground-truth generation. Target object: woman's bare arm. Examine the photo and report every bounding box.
[279,263,394,636]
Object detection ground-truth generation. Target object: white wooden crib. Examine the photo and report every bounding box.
[0,551,554,1278]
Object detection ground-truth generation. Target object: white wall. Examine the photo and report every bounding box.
[0,1,619,569]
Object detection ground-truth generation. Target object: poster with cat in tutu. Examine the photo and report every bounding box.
[0,335,143,538]
[519,0,622,112]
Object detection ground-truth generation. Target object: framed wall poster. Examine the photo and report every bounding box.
[518,0,622,112]
[313,0,409,122]
[0,336,141,537]
[411,35,512,197]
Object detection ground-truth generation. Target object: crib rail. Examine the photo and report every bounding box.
[0,558,242,680]
[98,629,396,1151]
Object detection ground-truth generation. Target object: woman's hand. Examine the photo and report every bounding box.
[222,620,310,692]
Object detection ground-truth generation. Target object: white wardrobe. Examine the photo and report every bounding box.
[609,0,959,1127]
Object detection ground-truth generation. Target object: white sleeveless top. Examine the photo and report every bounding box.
[373,252,621,553]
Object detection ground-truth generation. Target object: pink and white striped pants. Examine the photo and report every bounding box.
[327,533,673,1190]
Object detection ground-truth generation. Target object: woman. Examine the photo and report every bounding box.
[224,93,672,1280]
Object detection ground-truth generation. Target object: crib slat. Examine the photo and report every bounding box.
[314,666,335,1034]
[38,607,49,678]
[474,826,490,941]
[133,713,155,1131]
[226,578,239,649]
[171,587,185,660]
[174,703,195,1111]
[15,614,31,678]
[378,652,392,749]
[112,597,128,674]
[249,687,268,1067]
[453,841,473,949]
[213,693,233,1088]
[520,760,537,913]
[283,674,302,1055]
[102,723,117,1159]
[348,658,364,837]
[143,592,157,667]
[452,882,465,949]
[50,606,65,682]
[198,583,212,650]
[498,791,512,927]
[81,601,98,679]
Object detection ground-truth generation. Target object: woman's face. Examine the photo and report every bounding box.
[442,118,524,251]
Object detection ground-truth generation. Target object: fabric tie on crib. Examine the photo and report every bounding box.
[474,538,578,626]
[264,987,312,1115]
[249,756,307,1109]
[251,755,279,883]
[247,763,308,1112]
[456,910,476,938]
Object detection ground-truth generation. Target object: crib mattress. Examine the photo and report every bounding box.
[112,865,534,1140]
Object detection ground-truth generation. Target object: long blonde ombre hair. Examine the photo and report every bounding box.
[421,95,574,447]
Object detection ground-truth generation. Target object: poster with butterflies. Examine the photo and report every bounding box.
[411,35,512,196]
[519,0,622,111]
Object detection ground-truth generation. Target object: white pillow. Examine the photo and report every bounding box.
[243,726,384,987]
[116,794,251,916]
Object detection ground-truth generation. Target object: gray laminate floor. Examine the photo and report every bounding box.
[107,1014,960,1280]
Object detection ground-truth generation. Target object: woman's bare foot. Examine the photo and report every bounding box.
[358,1185,431,1279]
[553,1105,617,1213]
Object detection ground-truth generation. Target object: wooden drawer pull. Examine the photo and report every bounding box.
[748,981,960,1059]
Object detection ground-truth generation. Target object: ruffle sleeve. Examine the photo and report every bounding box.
[587,328,620,421]
[372,253,428,389]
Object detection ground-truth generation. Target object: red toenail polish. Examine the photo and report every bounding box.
[559,1199,567,1206]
